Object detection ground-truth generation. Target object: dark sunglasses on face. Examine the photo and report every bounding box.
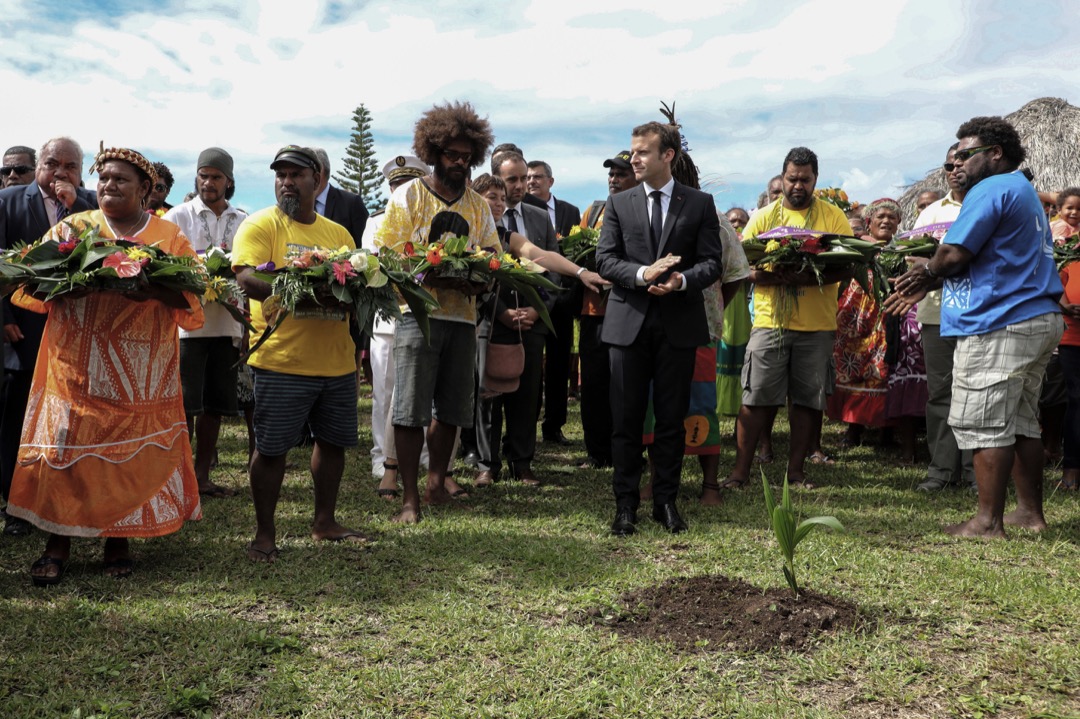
[441,148,471,164]
[943,163,956,172]
[0,165,33,177]
[952,145,995,163]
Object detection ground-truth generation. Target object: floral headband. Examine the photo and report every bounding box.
[91,142,159,186]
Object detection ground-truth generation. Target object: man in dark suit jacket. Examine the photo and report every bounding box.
[596,121,722,536]
[313,148,369,244]
[0,137,97,535]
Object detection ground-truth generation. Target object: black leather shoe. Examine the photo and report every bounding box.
[652,503,688,534]
[543,430,572,446]
[462,450,481,468]
[3,514,31,537]
[610,507,637,536]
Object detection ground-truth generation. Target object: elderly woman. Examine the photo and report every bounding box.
[826,198,897,448]
[7,146,204,586]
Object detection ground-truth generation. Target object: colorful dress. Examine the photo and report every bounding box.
[6,211,204,537]
[885,305,928,418]
[826,272,890,427]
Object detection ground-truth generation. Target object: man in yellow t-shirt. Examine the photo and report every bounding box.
[723,147,852,490]
[375,102,500,525]
[233,145,365,563]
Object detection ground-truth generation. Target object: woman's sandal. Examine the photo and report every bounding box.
[808,451,836,465]
[1054,476,1079,491]
[701,480,722,497]
[719,476,750,490]
[30,555,65,587]
[376,463,400,499]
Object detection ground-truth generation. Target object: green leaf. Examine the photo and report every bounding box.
[782,564,799,597]
[794,516,844,545]
[772,505,796,564]
[781,474,793,512]
[761,468,775,516]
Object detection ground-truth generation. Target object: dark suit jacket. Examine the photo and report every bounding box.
[0,181,98,368]
[324,185,369,247]
[501,202,560,335]
[595,181,722,349]
[553,197,582,239]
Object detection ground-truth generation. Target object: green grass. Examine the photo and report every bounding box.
[1,400,1078,718]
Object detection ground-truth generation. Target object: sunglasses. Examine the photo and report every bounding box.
[952,145,995,163]
[441,148,472,164]
[0,165,33,177]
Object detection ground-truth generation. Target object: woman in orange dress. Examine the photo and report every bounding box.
[7,146,204,586]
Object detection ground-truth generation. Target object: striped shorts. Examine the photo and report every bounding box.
[251,368,358,456]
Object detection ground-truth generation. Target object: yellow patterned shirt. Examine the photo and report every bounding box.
[743,199,851,331]
[375,179,500,324]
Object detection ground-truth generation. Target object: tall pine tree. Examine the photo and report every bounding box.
[335,104,386,212]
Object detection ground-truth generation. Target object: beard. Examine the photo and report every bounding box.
[277,194,301,219]
[434,161,467,194]
[785,189,811,210]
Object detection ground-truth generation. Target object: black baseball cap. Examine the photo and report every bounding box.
[603,150,632,170]
[270,145,320,171]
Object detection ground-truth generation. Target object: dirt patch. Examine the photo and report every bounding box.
[586,575,863,653]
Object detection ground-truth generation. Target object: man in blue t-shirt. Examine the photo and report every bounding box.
[889,116,1064,539]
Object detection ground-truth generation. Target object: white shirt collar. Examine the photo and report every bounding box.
[643,177,675,197]
[315,183,330,212]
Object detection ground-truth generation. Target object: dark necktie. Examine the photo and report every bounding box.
[650,190,663,256]
[506,207,519,234]
[55,200,69,224]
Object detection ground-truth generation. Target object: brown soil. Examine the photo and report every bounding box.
[586,574,863,653]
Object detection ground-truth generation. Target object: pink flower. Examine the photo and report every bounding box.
[332,261,357,284]
[103,251,142,278]
[58,240,78,254]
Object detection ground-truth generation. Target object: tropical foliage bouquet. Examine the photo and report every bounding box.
[814,187,857,214]
[199,246,254,331]
[247,245,436,356]
[878,222,951,276]
[742,227,884,328]
[1054,231,1080,270]
[0,221,207,300]
[406,235,560,331]
[558,225,601,269]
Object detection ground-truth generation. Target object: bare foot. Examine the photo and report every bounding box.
[442,475,470,499]
[700,484,723,507]
[1003,508,1047,532]
[312,522,371,544]
[424,486,454,505]
[788,476,817,490]
[391,505,421,524]
[103,537,133,578]
[943,517,1007,538]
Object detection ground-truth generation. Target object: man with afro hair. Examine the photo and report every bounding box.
[375,101,501,524]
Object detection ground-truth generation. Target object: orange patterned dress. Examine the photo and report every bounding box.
[6,211,205,537]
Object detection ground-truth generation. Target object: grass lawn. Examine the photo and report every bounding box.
[1,398,1078,718]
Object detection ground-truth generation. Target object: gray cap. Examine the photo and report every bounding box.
[197,147,234,180]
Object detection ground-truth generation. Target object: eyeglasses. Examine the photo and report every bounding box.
[0,165,33,177]
[953,145,995,163]
[441,148,472,164]
[942,163,956,172]
[153,183,169,192]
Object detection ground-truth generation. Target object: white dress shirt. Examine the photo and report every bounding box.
[635,177,684,289]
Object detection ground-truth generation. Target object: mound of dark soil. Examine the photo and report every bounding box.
[587,575,862,653]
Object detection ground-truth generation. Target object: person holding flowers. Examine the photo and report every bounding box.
[6,145,205,585]
[722,147,853,491]
[232,145,368,562]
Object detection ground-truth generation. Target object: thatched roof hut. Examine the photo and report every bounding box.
[898,97,1080,226]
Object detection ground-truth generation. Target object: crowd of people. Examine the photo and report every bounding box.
[0,106,1072,584]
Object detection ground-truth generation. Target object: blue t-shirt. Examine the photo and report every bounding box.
[940,171,1062,337]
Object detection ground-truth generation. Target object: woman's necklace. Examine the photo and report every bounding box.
[104,211,148,239]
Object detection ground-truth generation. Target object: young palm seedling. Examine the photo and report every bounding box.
[762,470,844,598]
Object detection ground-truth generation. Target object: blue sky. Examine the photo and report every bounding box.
[1,0,1074,217]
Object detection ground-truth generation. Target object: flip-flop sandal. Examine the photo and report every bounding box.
[1054,477,1079,491]
[719,476,750,490]
[701,481,722,498]
[31,555,65,587]
[808,452,836,465]
[103,557,134,579]
[246,542,280,563]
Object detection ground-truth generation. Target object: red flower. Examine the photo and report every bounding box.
[403,241,416,257]
[103,251,142,278]
[425,250,442,266]
[488,257,501,270]
[801,238,825,254]
[58,240,78,254]
[779,238,791,246]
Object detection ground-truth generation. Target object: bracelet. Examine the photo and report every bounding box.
[576,266,586,277]
[924,263,938,280]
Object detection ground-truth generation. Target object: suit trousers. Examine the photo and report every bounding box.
[609,302,695,510]
[0,370,32,501]
[921,323,973,483]
[476,326,546,476]
[540,304,574,435]
[579,315,613,464]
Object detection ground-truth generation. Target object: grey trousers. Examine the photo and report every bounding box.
[921,324,974,483]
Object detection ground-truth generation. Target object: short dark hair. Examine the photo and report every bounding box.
[153,162,174,190]
[1058,186,1080,205]
[412,101,494,169]
[471,173,506,195]
[782,147,818,176]
[492,143,524,159]
[725,206,749,218]
[955,116,1025,167]
[492,152,526,177]
[527,160,552,177]
[3,145,35,164]
[631,121,681,160]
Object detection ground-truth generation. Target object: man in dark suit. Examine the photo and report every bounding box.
[0,137,97,536]
[313,148,369,244]
[596,121,722,536]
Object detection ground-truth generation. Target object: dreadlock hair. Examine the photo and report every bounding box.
[955,116,1026,168]
[653,101,700,190]
[413,101,494,170]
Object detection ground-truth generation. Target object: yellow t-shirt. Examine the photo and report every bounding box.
[375,179,500,324]
[232,207,357,377]
[743,199,851,331]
